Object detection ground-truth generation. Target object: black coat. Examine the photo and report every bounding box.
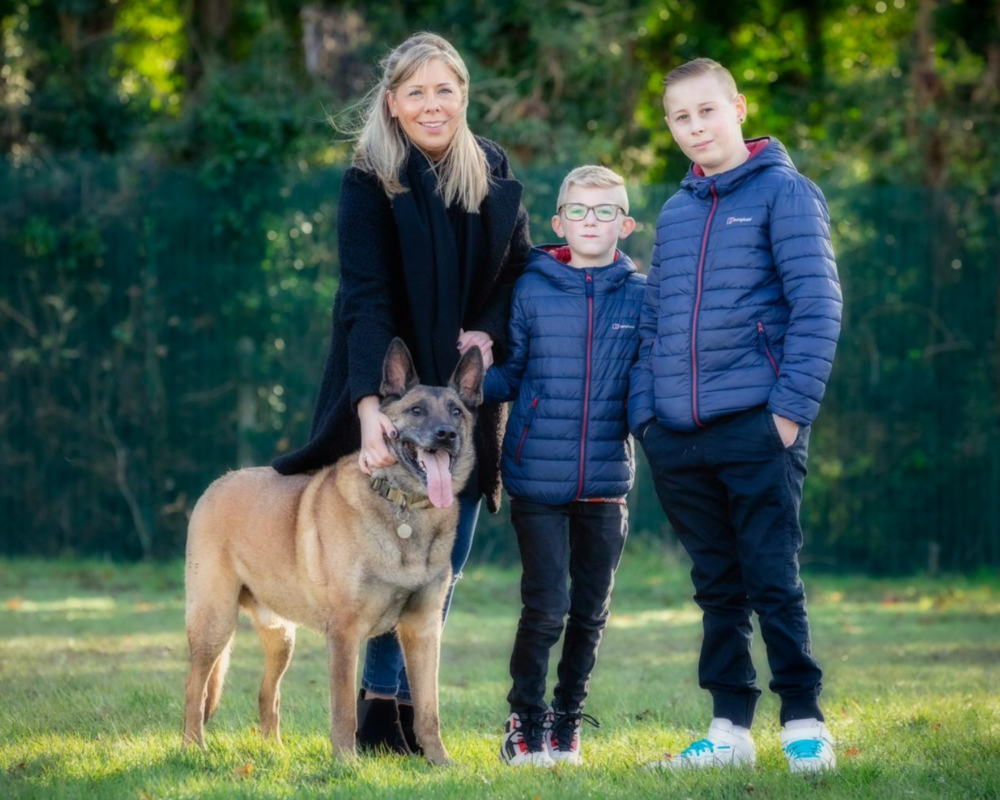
[272,138,530,513]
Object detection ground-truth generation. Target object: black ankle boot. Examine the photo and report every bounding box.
[355,689,412,755]
[397,703,424,756]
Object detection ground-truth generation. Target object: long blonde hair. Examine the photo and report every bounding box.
[346,33,489,212]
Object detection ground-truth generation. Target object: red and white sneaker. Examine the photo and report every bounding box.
[543,703,601,766]
[500,710,555,767]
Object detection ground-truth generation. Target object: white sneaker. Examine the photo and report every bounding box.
[780,719,836,773]
[542,704,600,766]
[649,718,757,770]
[499,711,555,768]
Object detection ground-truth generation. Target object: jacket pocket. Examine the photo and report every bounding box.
[515,398,540,465]
[756,321,780,377]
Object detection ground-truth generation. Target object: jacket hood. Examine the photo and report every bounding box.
[525,244,637,294]
[681,137,797,199]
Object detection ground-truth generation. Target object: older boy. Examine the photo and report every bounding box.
[486,166,645,767]
[630,59,842,773]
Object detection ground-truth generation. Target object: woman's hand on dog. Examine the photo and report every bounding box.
[457,329,494,370]
[358,395,398,475]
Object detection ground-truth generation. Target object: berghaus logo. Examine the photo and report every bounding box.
[727,216,753,225]
[612,323,636,330]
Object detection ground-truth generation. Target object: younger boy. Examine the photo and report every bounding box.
[485,166,645,767]
[629,59,843,773]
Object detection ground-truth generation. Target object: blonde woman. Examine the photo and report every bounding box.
[274,32,530,754]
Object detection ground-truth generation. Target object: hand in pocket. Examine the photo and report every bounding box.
[772,413,800,448]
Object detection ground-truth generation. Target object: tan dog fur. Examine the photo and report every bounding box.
[182,340,484,765]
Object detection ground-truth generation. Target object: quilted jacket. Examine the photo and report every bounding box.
[484,245,646,504]
[629,137,842,434]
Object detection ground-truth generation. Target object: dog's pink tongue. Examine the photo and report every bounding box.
[420,448,454,508]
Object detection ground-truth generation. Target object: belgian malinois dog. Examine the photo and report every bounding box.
[182,338,483,765]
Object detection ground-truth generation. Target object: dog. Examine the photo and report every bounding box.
[182,338,483,765]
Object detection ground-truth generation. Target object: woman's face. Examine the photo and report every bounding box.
[387,58,464,158]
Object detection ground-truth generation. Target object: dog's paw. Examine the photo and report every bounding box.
[424,748,452,767]
[331,743,359,761]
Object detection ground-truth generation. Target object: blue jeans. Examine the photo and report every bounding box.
[361,494,481,703]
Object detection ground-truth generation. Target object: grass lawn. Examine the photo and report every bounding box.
[1,548,998,799]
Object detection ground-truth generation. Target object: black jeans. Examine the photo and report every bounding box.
[641,406,824,728]
[507,497,628,714]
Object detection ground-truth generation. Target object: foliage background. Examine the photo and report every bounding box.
[1,0,998,572]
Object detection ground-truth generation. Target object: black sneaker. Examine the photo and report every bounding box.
[499,710,555,767]
[544,702,600,765]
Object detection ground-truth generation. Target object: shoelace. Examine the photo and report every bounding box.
[551,710,601,750]
[679,738,715,758]
[784,738,825,760]
[519,711,548,752]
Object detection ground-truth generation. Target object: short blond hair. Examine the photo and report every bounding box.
[662,57,738,101]
[556,165,629,213]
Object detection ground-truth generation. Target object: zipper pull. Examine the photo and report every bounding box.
[585,271,594,297]
[531,397,539,409]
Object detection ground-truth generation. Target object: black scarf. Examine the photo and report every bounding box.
[393,147,484,386]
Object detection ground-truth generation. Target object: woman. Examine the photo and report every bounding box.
[273,32,530,754]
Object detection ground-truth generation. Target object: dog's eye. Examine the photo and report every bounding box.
[451,407,462,417]
[409,406,423,416]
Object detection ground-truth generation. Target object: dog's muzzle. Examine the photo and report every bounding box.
[399,437,457,509]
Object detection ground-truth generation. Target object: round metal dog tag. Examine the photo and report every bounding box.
[396,523,413,539]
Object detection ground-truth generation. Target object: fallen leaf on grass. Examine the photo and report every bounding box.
[933,723,942,731]
[6,597,24,610]
[135,602,155,613]
[845,746,860,757]
[234,761,254,778]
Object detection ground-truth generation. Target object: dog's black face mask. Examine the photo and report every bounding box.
[378,339,484,508]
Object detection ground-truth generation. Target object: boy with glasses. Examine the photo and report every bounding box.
[484,165,645,767]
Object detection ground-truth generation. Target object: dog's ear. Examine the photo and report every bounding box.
[381,338,420,399]
[448,346,484,410]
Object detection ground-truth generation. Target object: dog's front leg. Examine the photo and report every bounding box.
[398,583,451,766]
[326,628,360,759]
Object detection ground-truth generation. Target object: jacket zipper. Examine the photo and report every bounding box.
[757,321,779,376]
[514,397,539,465]
[690,184,719,428]
[576,272,595,499]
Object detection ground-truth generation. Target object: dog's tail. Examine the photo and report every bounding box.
[204,634,234,723]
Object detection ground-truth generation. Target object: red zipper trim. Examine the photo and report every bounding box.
[576,273,595,499]
[690,185,718,428]
[757,321,779,376]
[514,397,539,465]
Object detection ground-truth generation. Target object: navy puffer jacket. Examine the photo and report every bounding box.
[629,138,842,434]
[484,246,646,504]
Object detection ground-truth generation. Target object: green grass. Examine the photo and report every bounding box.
[1,550,999,799]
